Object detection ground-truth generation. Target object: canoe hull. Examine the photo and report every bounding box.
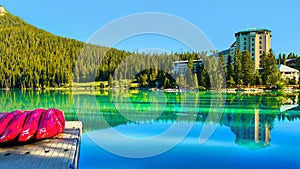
[0,110,22,136]
[19,109,45,142]
[0,111,30,143]
[0,108,65,144]
[37,108,64,140]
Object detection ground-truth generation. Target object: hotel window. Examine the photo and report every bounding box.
[252,53,254,57]
[259,41,262,44]
[260,46,262,49]
[252,38,254,41]
[259,37,262,39]
[252,48,254,51]
[244,42,247,45]
[252,43,254,46]
[244,47,247,50]
[260,51,262,54]
[244,37,247,40]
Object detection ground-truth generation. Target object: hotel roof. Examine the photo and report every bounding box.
[218,49,230,55]
[235,28,271,35]
[277,64,299,73]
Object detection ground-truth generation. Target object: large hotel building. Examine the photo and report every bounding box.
[224,28,272,71]
[173,28,272,75]
[173,28,299,82]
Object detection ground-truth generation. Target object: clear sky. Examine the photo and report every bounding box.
[1,0,300,55]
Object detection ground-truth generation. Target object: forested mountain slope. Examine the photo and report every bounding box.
[0,8,132,88]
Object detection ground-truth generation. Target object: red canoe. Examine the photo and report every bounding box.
[54,108,65,133]
[0,111,30,143]
[0,110,22,136]
[0,108,65,144]
[19,109,45,142]
[36,109,62,140]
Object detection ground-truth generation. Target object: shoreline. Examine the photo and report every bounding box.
[1,81,299,93]
[1,86,299,97]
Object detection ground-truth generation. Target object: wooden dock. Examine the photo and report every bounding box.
[0,121,82,169]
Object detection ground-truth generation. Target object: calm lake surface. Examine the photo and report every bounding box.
[0,90,300,169]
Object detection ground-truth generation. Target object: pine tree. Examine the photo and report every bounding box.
[198,67,209,89]
[278,53,282,64]
[233,49,242,86]
[254,71,262,86]
[283,54,287,65]
[227,76,235,87]
[241,51,254,86]
[261,49,280,86]
[288,52,293,59]
[226,54,234,82]
[188,56,194,72]
[219,52,226,75]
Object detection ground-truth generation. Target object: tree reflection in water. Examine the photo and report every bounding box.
[0,90,299,149]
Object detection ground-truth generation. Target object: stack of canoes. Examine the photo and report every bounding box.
[0,108,65,144]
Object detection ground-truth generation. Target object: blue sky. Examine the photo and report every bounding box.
[1,0,300,55]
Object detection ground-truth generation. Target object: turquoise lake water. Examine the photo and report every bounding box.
[0,90,299,169]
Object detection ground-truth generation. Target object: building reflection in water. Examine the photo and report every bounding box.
[225,108,270,149]
[223,101,298,150]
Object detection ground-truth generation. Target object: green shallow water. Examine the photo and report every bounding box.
[0,90,299,169]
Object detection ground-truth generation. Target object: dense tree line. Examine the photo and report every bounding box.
[0,12,135,88]
[225,49,282,88]
[0,12,83,88]
[170,49,286,90]
[0,10,219,90]
[277,52,299,65]
[0,11,298,89]
[0,12,204,89]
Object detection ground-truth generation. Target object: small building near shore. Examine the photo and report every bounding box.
[277,64,299,81]
[173,59,203,76]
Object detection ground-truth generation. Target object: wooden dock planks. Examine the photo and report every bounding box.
[0,121,82,169]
